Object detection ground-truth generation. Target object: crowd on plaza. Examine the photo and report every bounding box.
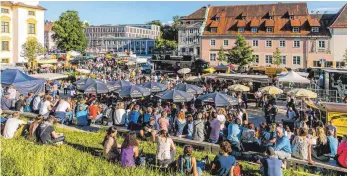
[1,56,347,175]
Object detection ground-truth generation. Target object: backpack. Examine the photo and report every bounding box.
[233,162,242,176]
[178,155,192,174]
[338,148,347,168]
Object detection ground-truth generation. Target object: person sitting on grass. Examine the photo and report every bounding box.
[103,126,121,162]
[120,131,139,167]
[2,112,25,139]
[28,115,44,141]
[211,141,236,176]
[259,147,283,176]
[156,130,176,168]
[176,145,201,176]
[36,115,65,145]
[139,117,156,142]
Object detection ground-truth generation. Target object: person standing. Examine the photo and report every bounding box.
[14,94,25,112]
[7,85,17,108]
[1,92,12,110]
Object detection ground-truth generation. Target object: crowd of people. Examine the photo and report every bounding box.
[1,57,347,175]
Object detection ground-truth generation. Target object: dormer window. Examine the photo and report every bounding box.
[251,28,258,33]
[210,27,217,33]
[269,16,273,20]
[289,15,294,20]
[311,27,319,32]
[292,27,299,33]
[242,16,246,20]
[266,27,273,33]
[216,17,220,21]
[238,28,244,33]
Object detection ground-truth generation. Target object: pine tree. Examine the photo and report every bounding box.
[228,34,253,66]
[217,46,226,62]
[272,47,282,67]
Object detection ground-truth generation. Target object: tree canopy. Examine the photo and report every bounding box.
[52,10,87,52]
[147,16,182,42]
[154,34,178,54]
[343,48,347,64]
[228,34,254,66]
[21,37,46,63]
[217,46,227,62]
[272,47,282,67]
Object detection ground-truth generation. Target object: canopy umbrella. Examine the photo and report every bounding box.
[278,70,310,83]
[197,92,238,107]
[228,84,250,92]
[141,82,168,93]
[214,63,229,71]
[41,64,54,68]
[74,78,99,89]
[118,85,151,98]
[174,83,203,95]
[78,80,110,94]
[156,89,194,103]
[76,68,91,74]
[184,76,202,83]
[107,80,133,90]
[259,86,283,95]
[287,88,317,98]
[177,68,191,74]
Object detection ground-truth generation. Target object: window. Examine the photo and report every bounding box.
[266,27,273,33]
[1,22,9,33]
[251,28,258,33]
[181,48,186,53]
[311,27,319,32]
[210,40,215,46]
[293,56,301,65]
[252,40,258,47]
[190,29,193,33]
[266,40,272,47]
[223,40,228,46]
[210,28,217,33]
[253,55,259,63]
[289,15,294,20]
[189,38,193,42]
[1,58,9,63]
[210,53,216,61]
[28,23,35,34]
[279,40,286,48]
[238,28,244,33]
[1,41,9,51]
[242,16,246,20]
[215,17,220,21]
[293,40,300,48]
[265,55,273,64]
[1,8,9,14]
[313,61,321,67]
[281,55,286,65]
[292,27,299,33]
[269,16,273,20]
[189,48,194,52]
[318,41,326,48]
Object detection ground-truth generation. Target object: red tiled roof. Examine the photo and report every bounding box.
[329,3,347,28]
[0,1,46,10]
[45,22,54,31]
[182,6,207,20]
[265,20,275,27]
[308,19,321,27]
[210,21,219,28]
[237,21,247,27]
[250,19,260,27]
[290,19,301,27]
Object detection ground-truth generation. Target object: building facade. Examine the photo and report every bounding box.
[1,1,45,65]
[44,20,56,51]
[178,6,208,58]
[84,24,160,55]
[199,2,337,67]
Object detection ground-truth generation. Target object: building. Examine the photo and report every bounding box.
[199,2,336,67]
[44,20,56,51]
[1,1,45,65]
[178,6,208,58]
[84,24,160,55]
[329,4,347,68]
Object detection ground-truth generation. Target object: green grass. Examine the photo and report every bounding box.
[1,125,317,176]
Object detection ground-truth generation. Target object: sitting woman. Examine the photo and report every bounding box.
[120,132,139,167]
[176,145,200,176]
[240,122,260,151]
[211,141,236,176]
[139,117,156,142]
[312,127,330,161]
[28,115,44,141]
[175,111,187,136]
[291,128,314,165]
[103,126,121,162]
[156,130,176,168]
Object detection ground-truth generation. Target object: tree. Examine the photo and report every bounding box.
[343,49,347,64]
[52,10,87,52]
[154,37,177,54]
[272,47,282,67]
[21,37,46,64]
[228,34,253,66]
[147,20,162,27]
[147,16,182,42]
[217,46,227,62]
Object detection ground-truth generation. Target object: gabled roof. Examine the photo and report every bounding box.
[308,19,321,27]
[329,3,347,28]
[265,20,275,27]
[182,6,207,20]
[0,1,46,10]
[237,21,247,27]
[290,19,302,27]
[44,22,54,31]
[250,19,260,27]
[210,21,219,28]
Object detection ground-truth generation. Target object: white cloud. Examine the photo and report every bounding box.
[162,21,174,26]
[309,7,340,13]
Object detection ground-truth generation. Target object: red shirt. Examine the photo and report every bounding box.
[88,105,99,119]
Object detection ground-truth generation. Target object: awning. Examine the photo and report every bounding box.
[37,59,58,64]
[30,73,68,80]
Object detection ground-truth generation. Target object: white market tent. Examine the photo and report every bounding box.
[30,73,68,80]
[278,71,310,83]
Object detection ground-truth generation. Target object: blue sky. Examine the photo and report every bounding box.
[41,1,346,25]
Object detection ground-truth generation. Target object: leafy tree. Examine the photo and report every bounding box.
[21,37,46,64]
[147,20,162,27]
[343,49,347,64]
[228,34,253,66]
[147,16,182,42]
[272,47,282,67]
[154,37,177,54]
[217,46,227,62]
[52,10,87,52]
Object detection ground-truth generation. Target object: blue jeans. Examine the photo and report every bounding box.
[209,139,218,144]
[52,90,58,99]
[196,161,205,175]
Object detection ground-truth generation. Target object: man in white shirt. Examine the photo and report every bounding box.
[7,85,17,108]
[55,98,73,124]
[32,93,44,113]
[3,112,25,139]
